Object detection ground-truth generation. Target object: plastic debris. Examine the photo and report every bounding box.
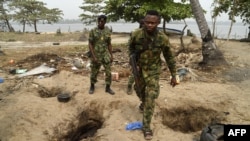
[37,75,45,79]
[9,59,15,64]
[126,121,143,130]
[0,77,4,83]
[71,66,78,70]
[9,68,27,74]
[18,64,56,78]
[72,58,85,69]
[15,69,27,74]
[177,68,189,77]
[86,59,91,70]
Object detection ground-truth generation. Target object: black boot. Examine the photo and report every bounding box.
[89,83,95,94]
[105,84,115,95]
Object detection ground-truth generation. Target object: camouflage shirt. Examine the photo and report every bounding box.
[89,26,111,60]
[128,28,176,77]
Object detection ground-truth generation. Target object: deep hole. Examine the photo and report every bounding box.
[64,119,102,141]
[53,110,104,141]
[161,106,226,133]
[38,86,63,98]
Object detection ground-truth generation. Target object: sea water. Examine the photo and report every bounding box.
[11,21,249,39]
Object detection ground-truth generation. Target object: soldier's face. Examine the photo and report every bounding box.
[144,15,160,33]
[98,19,106,29]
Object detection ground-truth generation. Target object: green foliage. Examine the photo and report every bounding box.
[104,0,192,23]
[79,0,105,25]
[104,0,144,22]
[6,0,63,32]
[160,2,193,22]
[212,0,250,25]
[0,0,14,31]
[238,0,250,24]
[45,8,64,24]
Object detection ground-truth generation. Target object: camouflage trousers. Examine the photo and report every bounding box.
[90,61,112,85]
[138,73,160,131]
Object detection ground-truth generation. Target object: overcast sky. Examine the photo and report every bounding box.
[39,0,233,21]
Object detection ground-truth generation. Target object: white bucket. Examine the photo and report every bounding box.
[111,72,119,81]
[104,72,119,81]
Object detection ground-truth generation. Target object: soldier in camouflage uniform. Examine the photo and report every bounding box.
[128,10,177,140]
[127,18,144,95]
[88,15,115,95]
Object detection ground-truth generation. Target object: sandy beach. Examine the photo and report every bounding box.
[0,32,250,141]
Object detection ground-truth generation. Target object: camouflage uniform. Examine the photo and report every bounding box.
[128,28,176,131]
[127,23,144,94]
[89,26,112,85]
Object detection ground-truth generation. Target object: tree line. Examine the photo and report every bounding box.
[80,0,249,66]
[1,0,249,34]
[80,0,249,37]
[0,0,63,32]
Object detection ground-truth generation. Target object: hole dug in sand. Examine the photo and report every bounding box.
[38,86,63,98]
[51,109,104,141]
[161,106,226,133]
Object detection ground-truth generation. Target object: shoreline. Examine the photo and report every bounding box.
[0,32,249,49]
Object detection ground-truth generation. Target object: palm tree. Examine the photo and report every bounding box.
[189,0,227,66]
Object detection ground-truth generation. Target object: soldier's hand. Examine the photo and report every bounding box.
[170,76,178,87]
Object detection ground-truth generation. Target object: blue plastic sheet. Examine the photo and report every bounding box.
[126,121,143,130]
[0,77,4,83]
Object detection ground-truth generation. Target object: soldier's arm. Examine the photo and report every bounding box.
[162,36,176,77]
[128,32,136,56]
[107,34,113,62]
[88,30,97,61]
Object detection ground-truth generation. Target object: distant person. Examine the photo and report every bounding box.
[138,18,144,28]
[88,15,115,95]
[127,18,144,95]
[128,10,177,140]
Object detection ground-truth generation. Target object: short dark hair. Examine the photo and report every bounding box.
[146,10,161,22]
[98,15,107,21]
[146,10,160,17]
